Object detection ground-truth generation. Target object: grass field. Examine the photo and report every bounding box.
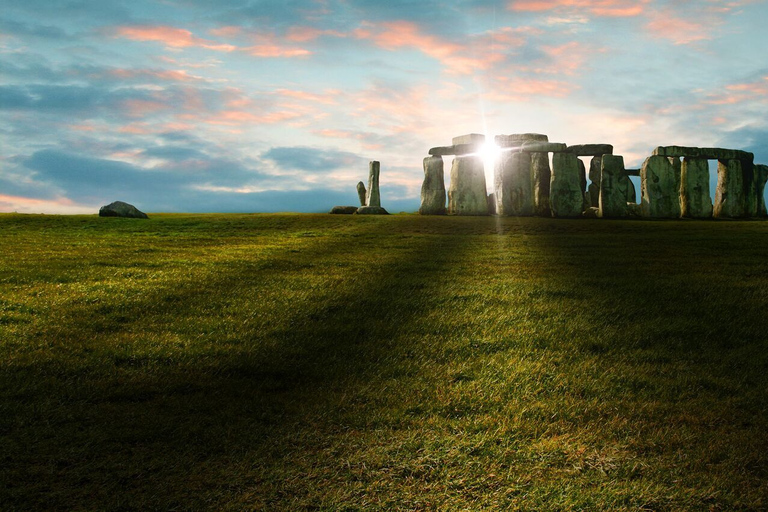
[1,213,767,511]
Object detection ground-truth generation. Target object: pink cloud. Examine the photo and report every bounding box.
[116,25,237,51]
[241,45,311,58]
[704,77,768,105]
[354,21,528,75]
[273,88,339,105]
[108,68,200,82]
[0,194,91,214]
[645,12,711,45]
[285,26,347,42]
[509,0,647,17]
[120,99,171,118]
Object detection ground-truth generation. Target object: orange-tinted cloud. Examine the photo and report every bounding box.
[108,68,201,82]
[509,0,647,17]
[0,194,92,214]
[704,77,768,105]
[116,25,237,51]
[354,21,529,75]
[645,11,710,45]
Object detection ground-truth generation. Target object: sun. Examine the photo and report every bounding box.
[479,141,501,168]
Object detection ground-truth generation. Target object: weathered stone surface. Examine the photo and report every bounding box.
[567,144,613,157]
[356,181,367,206]
[599,155,628,218]
[583,207,599,219]
[452,133,485,145]
[366,161,381,208]
[448,155,489,215]
[701,148,753,162]
[680,157,712,218]
[419,156,446,215]
[640,156,681,218]
[754,164,768,217]
[550,153,584,218]
[653,146,753,162]
[487,193,496,215]
[429,143,483,156]
[495,151,534,216]
[577,158,587,196]
[625,168,641,176]
[519,142,568,153]
[588,156,601,208]
[99,201,148,219]
[653,146,700,158]
[532,152,551,216]
[356,206,389,215]
[714,159,746,218]
[626,203,642,217]
[494,133,548,146]
[330,206,358,214]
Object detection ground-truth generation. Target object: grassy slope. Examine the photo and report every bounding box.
[1,213,767,511]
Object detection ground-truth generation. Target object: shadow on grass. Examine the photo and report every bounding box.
[1,215,476,510]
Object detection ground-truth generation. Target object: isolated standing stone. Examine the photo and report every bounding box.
[680,157,713,218]
[419,155,446,215]
[532,152,551,216]
[640,156,681,218]
[754,164,768,217]
[550,153,584,218]
[588,156,601,208]
[599,155,628,218]
[99,201,148,219]
[495,151,534,216]
[356,181,367,206]
[366,161,381,207]
[714,159,746,218]
[448,155,489,215]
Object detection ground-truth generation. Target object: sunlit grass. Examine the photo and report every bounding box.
[1,213,767,510]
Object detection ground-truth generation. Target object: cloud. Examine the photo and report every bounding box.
[509,0,647,17]
[262,146,367,173]
[644,10,711,45]
[115,25,238,51]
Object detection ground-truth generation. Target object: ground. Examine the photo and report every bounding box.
[1,213,767,511]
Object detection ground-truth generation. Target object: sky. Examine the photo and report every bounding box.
[1,0,767,214]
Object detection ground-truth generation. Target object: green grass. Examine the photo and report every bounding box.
[1,213,767,511]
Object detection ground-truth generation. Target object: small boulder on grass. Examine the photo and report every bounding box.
[99,201,149,219]
[329,206,359,214]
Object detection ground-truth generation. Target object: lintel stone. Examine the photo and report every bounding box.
[429,143,483,156]
[519,141,568,153]
[495,133,548,146]
[567,144,613,157]
[452,133,485,145]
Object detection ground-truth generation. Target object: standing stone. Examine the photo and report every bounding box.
[550,153,584,218]
[356,181,367,206]
[448,155,489,215]
[680,157,712,218]
[532,152,551,216]
[588,156,601,208]
[366,161,381,207]
[640,156,681,218]
[419,156,446,215]
[495,151,534,216]
[599,155,628,218]
[754,164,768,217]
[714,159,746,218]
